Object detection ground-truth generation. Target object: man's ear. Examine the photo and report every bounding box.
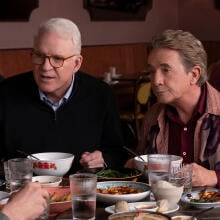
[190,65,201,85]
[73,55,83,72]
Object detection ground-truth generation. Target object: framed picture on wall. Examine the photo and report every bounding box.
[83,0,152,21]
[0,0,38,21]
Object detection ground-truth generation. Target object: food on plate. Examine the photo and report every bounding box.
[97,185,142,195]
[49,191,71,202]
[156,199,169,213]
[115,201,130,213]
[109,212,170,220]
[96,168,141,179]
[135,204,157,210]
[188,191,220,203]
[171,216,193,220]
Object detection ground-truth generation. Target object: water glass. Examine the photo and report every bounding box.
[170,163,192,193]
[8,158,33,191]
[69,173,97,220]
[147,154,171,186]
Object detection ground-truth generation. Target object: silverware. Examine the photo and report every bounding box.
[192,207,214,220]
[16,149,40,160]
[122,146,145,162]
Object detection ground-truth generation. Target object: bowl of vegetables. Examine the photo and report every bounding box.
[78,168,143,181]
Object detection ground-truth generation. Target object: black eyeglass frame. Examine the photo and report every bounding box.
[31,50,77,68]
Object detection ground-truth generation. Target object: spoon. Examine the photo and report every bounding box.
[16,149,40,160]
[122,146,145,162]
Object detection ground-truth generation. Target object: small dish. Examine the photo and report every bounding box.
[32,176,62,186]
[97,181,150,204]
[171,216,193,220]
[109,210,171,220]
[181,188,220,209]
[105,201,179,214]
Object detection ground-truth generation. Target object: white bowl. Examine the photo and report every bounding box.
[151,180,184,208]
[134,154,183,177]
[96,181,150,204]
[32,175,62,186]
[29,152,74,176]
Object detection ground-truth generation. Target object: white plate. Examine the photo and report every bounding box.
[181,188,220,209]
[97,181,150,204]
[105,201,179,214]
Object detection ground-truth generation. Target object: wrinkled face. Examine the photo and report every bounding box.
[32,31,82,102]
[147,48,195,105]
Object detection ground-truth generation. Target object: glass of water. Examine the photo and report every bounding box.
[148,154,171,200]
[69,173,97,220]
[8,158,33,192]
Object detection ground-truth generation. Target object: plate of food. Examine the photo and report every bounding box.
[96,181,150,204]
[105,201,179,214]
[181,187,220,208]
[109,210,171,220]
[78,168,143,181]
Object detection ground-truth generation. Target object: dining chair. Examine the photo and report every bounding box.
[120,72,152,142]
[208,60,220,92]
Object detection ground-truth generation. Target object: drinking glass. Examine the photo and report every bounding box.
[170,163,192,193]
[147,154,171,186]
[69,173,97,220]
[8,158,33,192]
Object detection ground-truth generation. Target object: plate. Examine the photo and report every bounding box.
[79,168,143,181]
[105,201,179,214]
[181,188,220,209]
[109,210,171,220]
[97,181,150,204]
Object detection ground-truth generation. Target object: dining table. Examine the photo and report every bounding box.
[48,180,220,220]
[49,200,220,220]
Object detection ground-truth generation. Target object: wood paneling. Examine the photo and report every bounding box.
[81,43,148,78]
[0,41,219,79]
[0,48,32,77]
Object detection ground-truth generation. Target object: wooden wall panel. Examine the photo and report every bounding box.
[0,41,219,79]
[0,48,32,78]
[81,43,148,78]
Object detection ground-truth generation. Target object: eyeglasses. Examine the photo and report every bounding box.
[31,50,76,68]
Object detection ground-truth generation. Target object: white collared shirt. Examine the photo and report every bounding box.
[39,75,75,111]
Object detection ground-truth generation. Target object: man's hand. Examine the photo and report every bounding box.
[80,150,105,168]
[192,162,217,187]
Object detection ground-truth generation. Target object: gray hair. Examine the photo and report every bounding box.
[151,29,207,86]
[34,17,81,54]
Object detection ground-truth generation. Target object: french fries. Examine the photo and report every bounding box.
[49,191,71,202]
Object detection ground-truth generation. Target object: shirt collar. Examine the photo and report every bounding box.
[166,84,207,122]
[39,74,75,108]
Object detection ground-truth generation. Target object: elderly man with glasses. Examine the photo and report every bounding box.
[0,18,127,173]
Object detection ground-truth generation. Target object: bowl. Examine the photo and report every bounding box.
[43,186,71,215]
[96,181,150,204]
[109,210,171,220]
[79,168,143,181]
[32,176,62,186]
[29,152,74,176]
[134,154,183,177]
[151,180,184,208]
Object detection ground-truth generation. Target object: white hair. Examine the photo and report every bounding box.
[34,17,82,54]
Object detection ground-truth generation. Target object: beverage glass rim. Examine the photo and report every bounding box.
[69,173,97,179]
